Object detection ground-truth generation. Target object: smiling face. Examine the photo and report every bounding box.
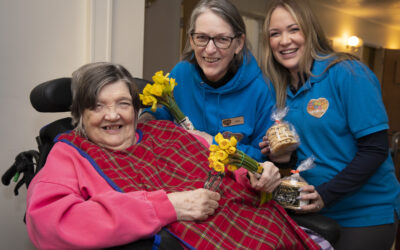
[190,10,244,82]
[269,6,305,77]
[82,80,136,151]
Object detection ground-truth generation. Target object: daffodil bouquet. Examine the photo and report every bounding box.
[139,71,194,130]
[207,133,272,205]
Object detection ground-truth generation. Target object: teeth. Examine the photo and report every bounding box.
[281,49,297,54]
[104,125,121,130]
[204,57,218,63]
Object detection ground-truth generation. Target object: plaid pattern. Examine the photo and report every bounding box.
[58,120,319,250]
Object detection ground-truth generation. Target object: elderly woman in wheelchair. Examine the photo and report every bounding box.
[25,62,323,249]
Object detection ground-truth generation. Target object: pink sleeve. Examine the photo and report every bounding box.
[26,142,177,249]
[233,168,252,189]
[191,134,210,148]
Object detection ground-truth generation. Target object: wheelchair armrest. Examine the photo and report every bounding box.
[288,211,340,245]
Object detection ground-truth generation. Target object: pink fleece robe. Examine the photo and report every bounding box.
[26,132,250,249]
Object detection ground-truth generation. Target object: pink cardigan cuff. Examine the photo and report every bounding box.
[146,190,177,225]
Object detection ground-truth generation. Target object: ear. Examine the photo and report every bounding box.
[234,34,245,54]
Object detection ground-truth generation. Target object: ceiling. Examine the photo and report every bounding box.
[318,0,400,30]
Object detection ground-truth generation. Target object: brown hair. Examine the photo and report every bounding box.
[70,62,141,136]
[262,0,358,109]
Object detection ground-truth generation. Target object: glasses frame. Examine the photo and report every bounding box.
[191,33,238,49]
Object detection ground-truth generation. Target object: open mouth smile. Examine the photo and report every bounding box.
[204,57,219,63]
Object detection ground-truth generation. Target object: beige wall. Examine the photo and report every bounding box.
[233,0,400,52]
[0,0,144,249]
[310,1,400,51]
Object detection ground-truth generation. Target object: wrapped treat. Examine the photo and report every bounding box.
[273,157,315,210]
[266,108,299,156]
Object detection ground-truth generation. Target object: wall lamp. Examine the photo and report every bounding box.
[346,35,361,52]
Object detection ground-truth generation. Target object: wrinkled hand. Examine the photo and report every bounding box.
[259,136,292,163]
[296,185,324,213]
[167,188,220,221]
[248,161,281,193]
[188,130,213,146]
[138,112,155,124]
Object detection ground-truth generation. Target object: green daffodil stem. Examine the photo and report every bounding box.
[166,96,185,123]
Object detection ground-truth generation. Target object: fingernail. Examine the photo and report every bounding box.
[298,187,303,191]
[296,196,301,200]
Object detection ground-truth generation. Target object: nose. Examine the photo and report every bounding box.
[280,32,291,46]
[104,106,120,120]
[205,38,217,53]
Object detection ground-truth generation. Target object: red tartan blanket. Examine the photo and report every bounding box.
[57,120,319,249]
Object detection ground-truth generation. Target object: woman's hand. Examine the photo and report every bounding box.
[138,112,155,124]
[297,185,325,213]
[259,136,292,163]
[188,130,213,146]
[248,161,281,193]
[167,188,220,221]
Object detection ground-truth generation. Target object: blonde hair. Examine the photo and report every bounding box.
[262,0,358,109]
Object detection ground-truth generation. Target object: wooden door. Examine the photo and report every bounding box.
[382,49,400,137]
[381,49,400,184]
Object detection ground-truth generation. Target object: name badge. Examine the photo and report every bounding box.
[222,116,244,127]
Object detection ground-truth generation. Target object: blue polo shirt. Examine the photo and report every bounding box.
[285,57,400,227]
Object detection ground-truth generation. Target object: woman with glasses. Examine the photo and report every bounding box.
[141,0,275,164]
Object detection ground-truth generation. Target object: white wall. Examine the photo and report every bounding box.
[0,0,144,249]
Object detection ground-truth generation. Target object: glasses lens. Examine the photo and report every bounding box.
[193,34,209,47]
[192,34,235,49]
[214,37,232,49]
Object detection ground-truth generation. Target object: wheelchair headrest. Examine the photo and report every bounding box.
[30,77,150,113]
[30,78,72,113]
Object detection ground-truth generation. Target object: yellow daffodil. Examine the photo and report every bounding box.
[209,144,219,152]
[227,164,238,171]
[219,138,231,150]
[229,136,237,147]
[213,161,225,173]
[207,133,272,205]
[139,94,156,106]
[216,150,228,161]
[226,146,236,155]
[215,133,224,144]
[150,84,164,97]
[152,70,166,84]
[142,84,153,96]
[140,71,193,130]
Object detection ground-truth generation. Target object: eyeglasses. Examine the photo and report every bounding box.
[191,33,237,49]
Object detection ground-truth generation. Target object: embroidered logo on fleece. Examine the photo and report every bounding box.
[307,98,329,118]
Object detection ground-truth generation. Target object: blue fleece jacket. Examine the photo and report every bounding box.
[144,52,274,162]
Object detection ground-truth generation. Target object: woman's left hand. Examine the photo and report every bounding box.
[248,161,281,193]
[297,185,324,213]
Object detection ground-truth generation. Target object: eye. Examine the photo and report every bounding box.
[118,101,132,108]
[289,27,300,33]
[217,37,231,43]
[195,34,209,42]
[269,32,279,37]
[94,103,104,111]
